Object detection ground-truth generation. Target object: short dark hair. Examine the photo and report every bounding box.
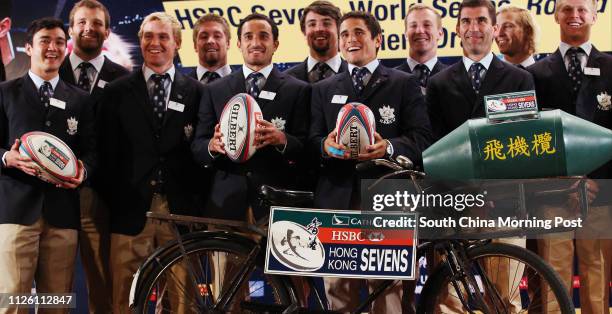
[237,13,279,41]
[26,17,68,45]
[458,0,497,25]
[69,0,111,29]
[0,0,12,18]
[300,1,342,33]
[339,11,382,39]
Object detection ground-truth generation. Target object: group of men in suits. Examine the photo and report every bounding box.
[0,0,610,313]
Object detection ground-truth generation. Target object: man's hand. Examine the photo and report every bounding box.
[323,129,349,159]
[208,124,226,155]
[357,133,387,161]
[57,160,85,189]
[255,119,286,149]
[5,139,39,176]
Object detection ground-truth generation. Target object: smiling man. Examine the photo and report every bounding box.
[495,6,539,67]
[189,13,232,84]
[0,17,95,314]
[97,12,204,313]
[309,10,431,313]
[396,4,447,91]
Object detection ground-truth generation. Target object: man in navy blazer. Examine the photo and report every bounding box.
[396,3,448,91]
[188,14,232,84]
[528,0,611,312]
[192,13,310,221]
[309,11,431,312]
[0,17,95,310]
[58,1,129,312]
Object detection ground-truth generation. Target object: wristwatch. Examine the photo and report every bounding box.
[385,140,393,159]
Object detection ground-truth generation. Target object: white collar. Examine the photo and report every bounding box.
[347,59,379,75]
[499,55,536,68]
[196,64,232,81]
[28,70,60,90]
[559,41,592,58]
[242,63,274,79]
[406,56,438,72]
[143,65,175,82]
[307,53,342,73]
[70,52,105,73]
[463,52,495,72]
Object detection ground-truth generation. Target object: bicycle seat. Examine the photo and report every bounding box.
[259,185,314,207]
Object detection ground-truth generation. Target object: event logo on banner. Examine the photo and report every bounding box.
[162,0,611,66]
[265,207,417,280]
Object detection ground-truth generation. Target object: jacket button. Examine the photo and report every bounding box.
[246,171,252,177]
[45,121,51,127]
[150,180,157,186]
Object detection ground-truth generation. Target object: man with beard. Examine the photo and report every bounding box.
[285,1,347,83]
[495,6,539,68]
[426,0,534,311]
[528,0,612,312]
[396,4,448,93]
[58,1,128,312]
[189,14,232,84]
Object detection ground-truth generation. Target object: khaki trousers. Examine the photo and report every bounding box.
[110,194,190,314]
[78,186,112,314]
[0,218,78,314]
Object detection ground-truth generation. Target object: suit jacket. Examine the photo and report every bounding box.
[98,69,204,235]
[528,46,612,180]
[59,56,129,111]
[191,66,311,220]
[0,74,96,229]
[285,58,349,83]
[309,64,432,210]
[395,59,448,78]
[427,56,535,140]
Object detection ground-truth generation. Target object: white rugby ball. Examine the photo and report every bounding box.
[335,103,376,159]
[19,131,79,184]
[219,93,262,163]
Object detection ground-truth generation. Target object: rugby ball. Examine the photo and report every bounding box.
[335,103,376,159]
[19,131,79,185]
[219,93,263,163]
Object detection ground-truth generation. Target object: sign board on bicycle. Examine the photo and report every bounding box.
[265,207,418,280]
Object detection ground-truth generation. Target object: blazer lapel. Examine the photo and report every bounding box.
[22,75,46,120]
[576,47,603,120]
[476,57,507,115]
[450,62,477,114]
[359,65,389,102]
[130,70,158,131]
[338,71,357,102]
[257,67,284,108]
[163,72,187,126]
[90,57,115,98]
[59,58,76,85]
[549,49,573,95]
[228,69,246,97]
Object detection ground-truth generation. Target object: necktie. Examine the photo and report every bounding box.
[469,62,486,94]
[77,62,93,92]
[39,81,53,109]
[413,64,431,87]
[309,62,332,83]
[200,71,220,85]
[246,72,264,98]
[351,67,369,95]
[150,74,169,123]
[567,47,584,97]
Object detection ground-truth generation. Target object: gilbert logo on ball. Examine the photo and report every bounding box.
[219,93,262,163]
[19,131,79,184]
[335,103,376,159]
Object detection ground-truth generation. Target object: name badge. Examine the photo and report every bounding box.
[584,67,600,76]
[168,101,185,112]
[259,90,276,100]
[49,98,66,110]
[332,95,348,104]
[97,79,107,89]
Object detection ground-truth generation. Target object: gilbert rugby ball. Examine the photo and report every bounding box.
[335,103,376,159]
[19,131,79,184]
[220,93,263,163]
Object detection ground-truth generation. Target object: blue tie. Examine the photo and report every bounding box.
[351,67,368,95]
[469,63,486,93]
[246,72,264,98]
[150,74,169,123]
[39,81,53,109]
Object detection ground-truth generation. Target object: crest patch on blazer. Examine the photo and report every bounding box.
[271,117,286,131]
[67,117,78,135]
[379,105,396,125]
[184,124,194,140]
[597,91,611,111]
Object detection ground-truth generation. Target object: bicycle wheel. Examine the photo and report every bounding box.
[132,234,297,313]
[417,242,574,314]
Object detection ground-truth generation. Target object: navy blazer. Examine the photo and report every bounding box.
[191,66,311,220]
[426,56,535,140]
[309,64,432,210]
[285,58,349,83]
[528,46,612,179]
[0,74,96,229]
[98,69,204,235]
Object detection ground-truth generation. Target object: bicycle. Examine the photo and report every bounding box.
[128,155,579,313]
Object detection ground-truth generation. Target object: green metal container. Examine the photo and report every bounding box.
[423,110,612,179]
